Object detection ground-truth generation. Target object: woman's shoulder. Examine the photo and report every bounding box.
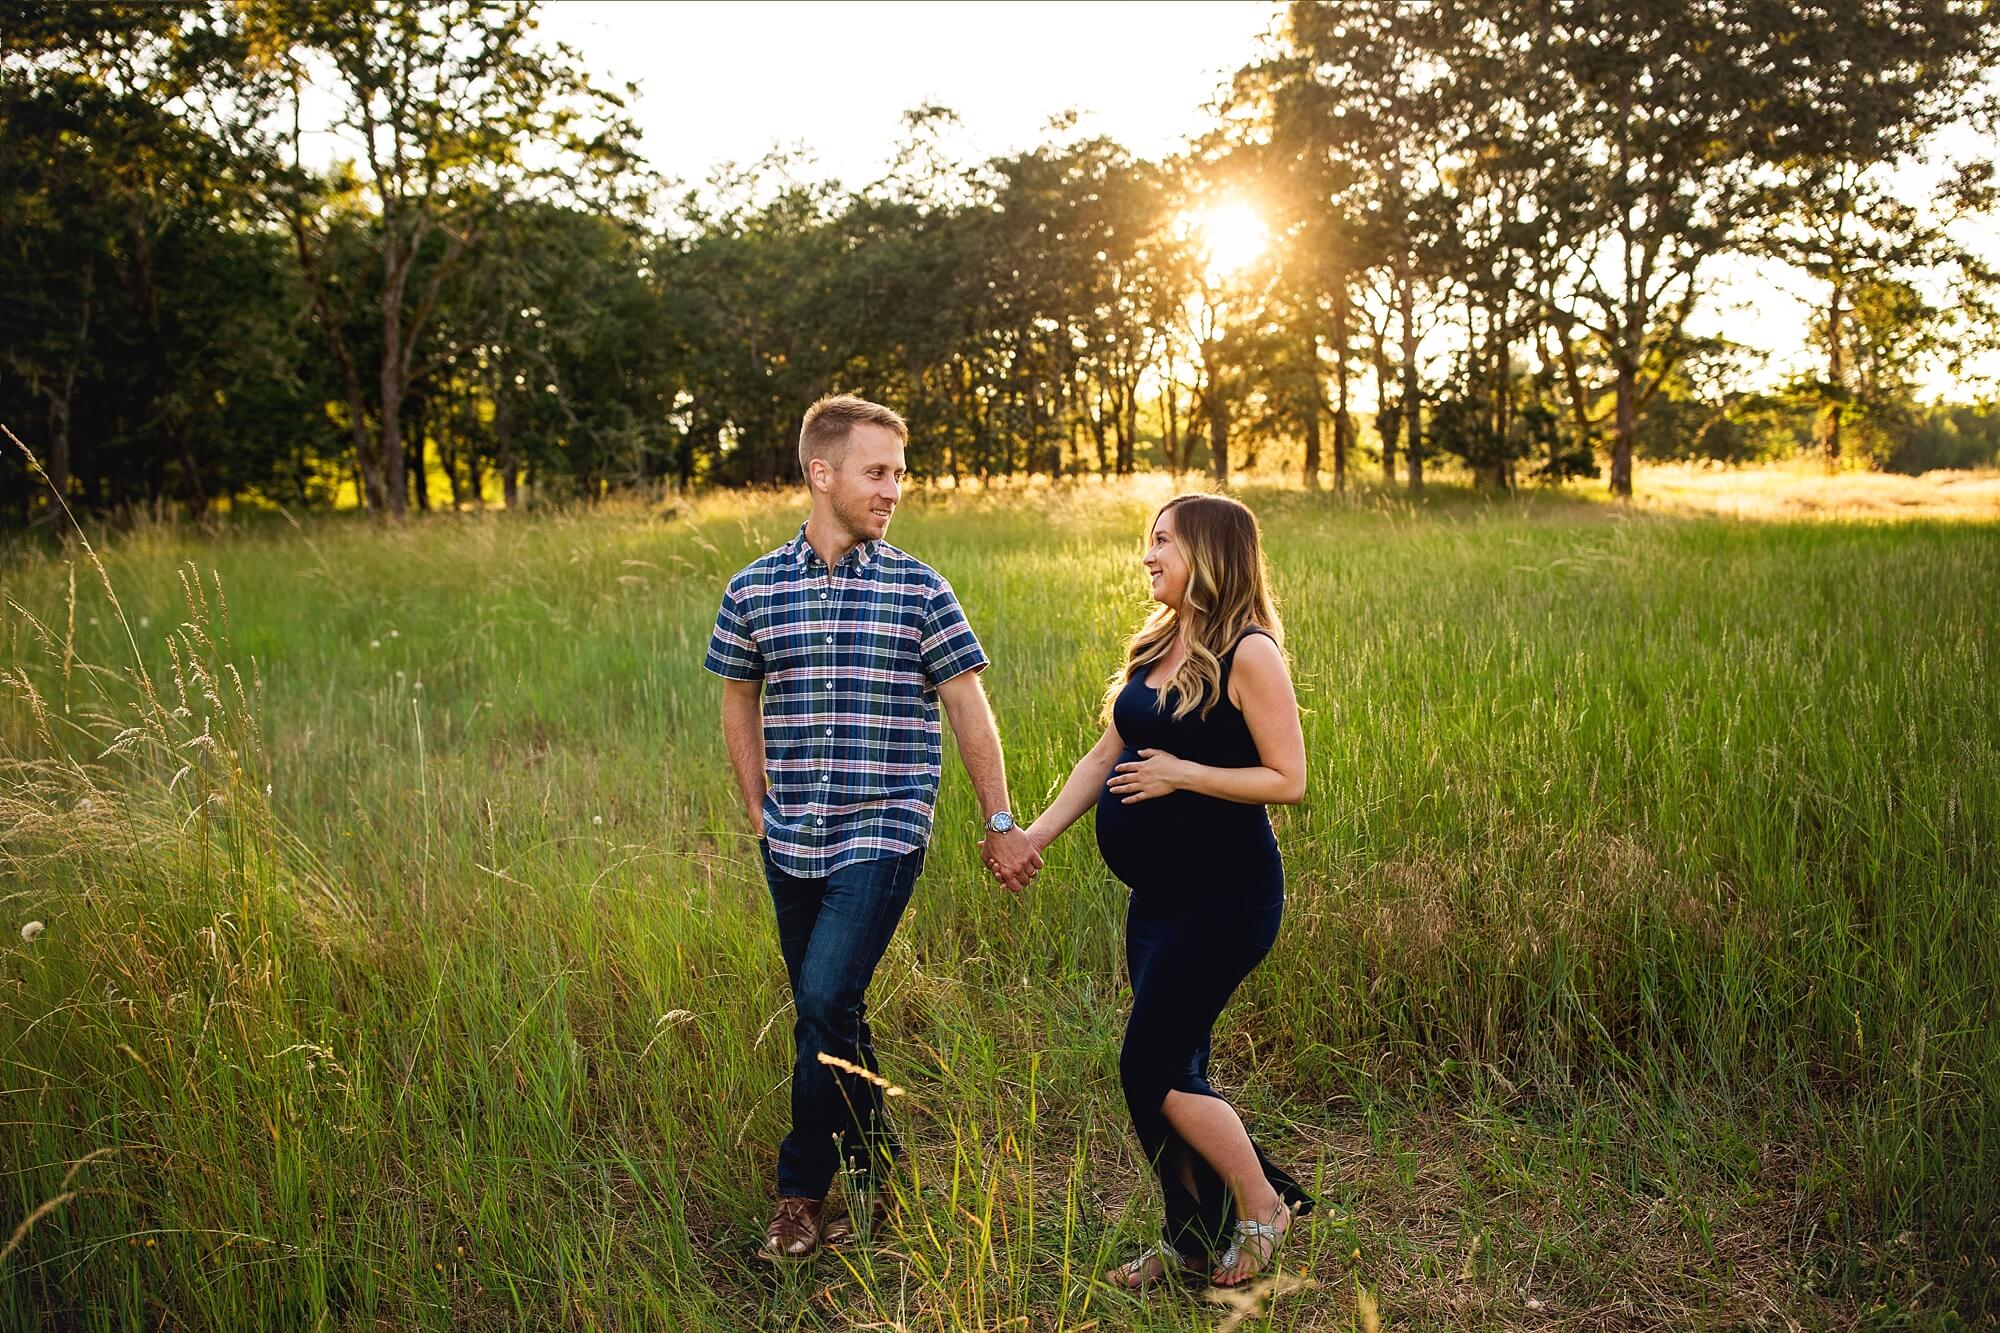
[1222,625,1281,667]
[1224,628,1288,700]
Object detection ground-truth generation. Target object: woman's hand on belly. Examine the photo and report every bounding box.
[1106,747,1194,803]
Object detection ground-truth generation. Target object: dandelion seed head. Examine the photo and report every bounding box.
[593,814,603,825]
[413,681,424,692]
[389,629,400,639]
[139,615,151,628]
[21,920,44,943]
[370,640,381,650]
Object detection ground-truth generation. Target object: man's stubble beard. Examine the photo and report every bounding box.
[834,488,889,544]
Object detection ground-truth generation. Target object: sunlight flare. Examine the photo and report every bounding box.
[1186,200,1271,281]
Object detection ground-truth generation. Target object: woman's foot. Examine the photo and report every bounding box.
[1105,1243,1200,1290]
[1211,1202,1290,1286]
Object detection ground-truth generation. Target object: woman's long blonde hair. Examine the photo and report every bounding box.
[1103,493,1285,723]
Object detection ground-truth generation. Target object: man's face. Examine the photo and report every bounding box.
[818,422,906,544]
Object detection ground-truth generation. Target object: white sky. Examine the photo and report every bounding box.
[536,0,1276,189]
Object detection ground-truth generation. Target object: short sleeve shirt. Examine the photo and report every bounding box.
[703,524,988,876]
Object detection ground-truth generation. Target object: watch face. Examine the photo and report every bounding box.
[989,812,1014,833]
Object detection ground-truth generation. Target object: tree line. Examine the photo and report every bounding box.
[3,0,1997,523]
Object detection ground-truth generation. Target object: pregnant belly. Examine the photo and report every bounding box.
[1094,750,1276,892]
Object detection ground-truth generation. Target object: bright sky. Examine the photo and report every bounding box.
[536,0,1276,190]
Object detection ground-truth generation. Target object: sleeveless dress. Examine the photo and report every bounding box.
[1095,634,1283,901]
[1092,628,1313,1262]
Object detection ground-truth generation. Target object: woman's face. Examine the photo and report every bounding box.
[1143,507,1190,610]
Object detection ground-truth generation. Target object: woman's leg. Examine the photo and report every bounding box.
[1109,895,1216,1283]
[1161,1090,1287,1257]
[1122,880,1305,1282]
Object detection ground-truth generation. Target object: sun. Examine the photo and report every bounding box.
[1186,201,1270,281]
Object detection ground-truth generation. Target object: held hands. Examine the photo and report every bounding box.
[1107,748,1191,803]
[980,825,1043,894]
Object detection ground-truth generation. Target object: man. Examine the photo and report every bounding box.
[703,393,1042,1261]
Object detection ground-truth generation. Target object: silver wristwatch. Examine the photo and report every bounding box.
[984,811,1015,834]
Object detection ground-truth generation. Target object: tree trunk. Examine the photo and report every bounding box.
[1816,279,1845,465]
[1207,388,1229,486]
[1610,358,1637,497]
[1119,371,1139,474]
[379,300,409,520]
[1301,332,1322,490]
[497,389,519,509]
[1399,265,1422,494]
[44,377,73,508]
[1332,280,1351,493]
[408,387,430,513]
[1377,359,1399,484]
[120,208,208,519]
[1303,405,1322,491]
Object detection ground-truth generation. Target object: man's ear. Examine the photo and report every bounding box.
[807,457,830,494]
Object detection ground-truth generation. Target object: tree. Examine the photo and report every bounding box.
[1749,5,2000,463]
[231,0,641,517]
[1,2,320,519]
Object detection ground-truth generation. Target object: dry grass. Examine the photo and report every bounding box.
[1635,462,2000,521]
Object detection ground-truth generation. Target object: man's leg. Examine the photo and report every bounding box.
[779,847,924,1201]
[763,841,825,1004]
[759,845,832,1258]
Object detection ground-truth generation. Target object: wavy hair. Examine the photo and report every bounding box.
[1103,493,1285,723]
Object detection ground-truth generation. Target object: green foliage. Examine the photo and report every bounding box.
[2,1,1997,519]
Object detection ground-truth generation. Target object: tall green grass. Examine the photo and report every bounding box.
[2,481,1995,1328]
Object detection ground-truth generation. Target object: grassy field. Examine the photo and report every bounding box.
[1,475,1996,1329]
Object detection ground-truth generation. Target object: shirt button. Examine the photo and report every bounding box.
[824,727,833,736]
[821,592,828,600]
[821,773,830,782]
[825,681,833,690]
[824,634,833,643]
[816,817,825,826]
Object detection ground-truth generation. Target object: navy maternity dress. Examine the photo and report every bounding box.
[1094,627,1314,1265]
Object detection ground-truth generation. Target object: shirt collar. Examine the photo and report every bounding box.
[789,523,877,571]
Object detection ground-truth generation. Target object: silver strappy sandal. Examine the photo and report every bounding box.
[1213,1203,1290,1286]
[1106,1241,1202,1290]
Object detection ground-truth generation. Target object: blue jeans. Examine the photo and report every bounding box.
[760,842,925,1200]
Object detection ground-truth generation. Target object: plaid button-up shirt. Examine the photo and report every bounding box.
[703,524,989,877]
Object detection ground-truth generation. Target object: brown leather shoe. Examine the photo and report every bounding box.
[759,1195,822,1261]
[822,1193,891,1246]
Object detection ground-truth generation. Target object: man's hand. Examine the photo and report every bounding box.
[721,678,769,843]
[981,825,1042,893]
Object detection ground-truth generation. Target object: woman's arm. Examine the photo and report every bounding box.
[1024,721,1125,853]
[1106,635,1306,806]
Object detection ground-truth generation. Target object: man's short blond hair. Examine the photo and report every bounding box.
[798,394,908,479]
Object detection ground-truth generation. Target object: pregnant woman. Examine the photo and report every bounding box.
[1019,492,1313,1289]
